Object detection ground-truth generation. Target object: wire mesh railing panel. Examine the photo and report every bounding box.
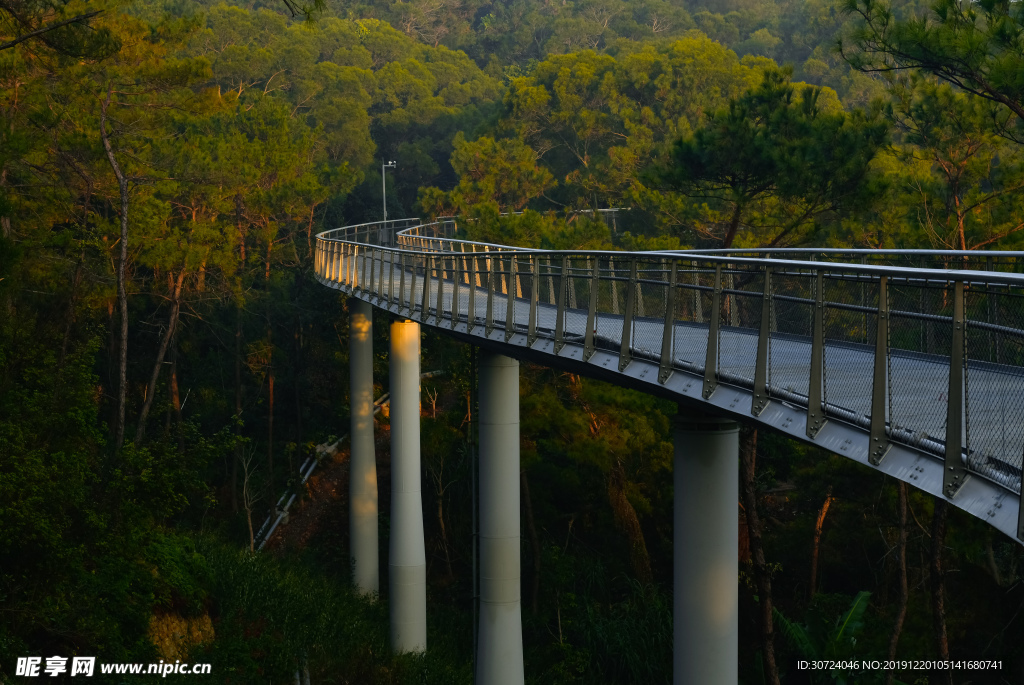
[966,288,1024,494]
[633,259,670,360]
[769,271,814,400]
[668,264,714,373]
[822,275,877,423]
[451,254,466,322]
[540,258,558,308]
[492,257,510,328]
[717,268,763,384]
[604,259,625,316]
[563,257,590,343]
[888,281,953,447]
[592,257,622,354]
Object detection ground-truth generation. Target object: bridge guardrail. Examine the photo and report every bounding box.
[314,218,1024,542]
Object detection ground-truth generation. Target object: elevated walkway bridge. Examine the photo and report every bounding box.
[314,217,1024,684]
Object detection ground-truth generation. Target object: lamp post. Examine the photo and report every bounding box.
[382,160,396,223]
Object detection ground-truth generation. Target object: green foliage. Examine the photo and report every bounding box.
[653,67,888,247]
[843,0,1024,127]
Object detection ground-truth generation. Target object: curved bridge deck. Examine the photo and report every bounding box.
[315,218,1024,543]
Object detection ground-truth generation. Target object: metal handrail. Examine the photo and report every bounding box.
[314,217,1024,543]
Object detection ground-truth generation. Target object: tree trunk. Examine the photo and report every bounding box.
[55,252,85,400]
[739,428,781,685]
[809,485,834,600]
[232,301,243,514]
[886,482,909,685]
[294,316,303,446]
[521,469,542,616]
[607,460,652,584]
[134,270,185,445]
[267,323,275,520]
[169,329,183,451]
[437,484,453,578]
[0,167,10,238]
[723,201,743,248]
[100,84,130,454]
[930,498,952,685]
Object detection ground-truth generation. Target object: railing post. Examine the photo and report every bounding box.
[469,251,478,331]
[362,243,370,294]
[583,258,599,361]
[452,251,461,330]
[807,271,827,438]
[505,255,517,342]
[373,245,380,296]
[399,251,408,312]
[420,255,431,320]
[486,253,496,336]
[752,267,771,417]
[389,249,396,307]
[436,254,445,326]
[944,280,969,497]
[702,265,723,399]
[341,242,349,285]
[352,245,360,291]
[869,276,891,466]
[554,256,568,353]
[659,261,678,384]
[343,243,351,286]
[619,259,638,371]
[528,254,539,346]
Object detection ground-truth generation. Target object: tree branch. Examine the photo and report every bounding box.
[0,10,103,52]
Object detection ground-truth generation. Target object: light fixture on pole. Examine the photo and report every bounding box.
[382,160,396,223]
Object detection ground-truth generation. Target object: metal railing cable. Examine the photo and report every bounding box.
[314,218,1024,542]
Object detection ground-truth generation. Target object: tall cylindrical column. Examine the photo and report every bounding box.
[674,411,739,685]
[349,299,379,596]
[389,319,427,653]
[476,352,525,685]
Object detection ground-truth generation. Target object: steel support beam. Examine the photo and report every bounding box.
[350,300,379,596]
[869,276,891,465]
[702,266,723,399]
[944,280,969,497]
[389,319,427,653]
[674,412,738,685]
[476,352,525,685]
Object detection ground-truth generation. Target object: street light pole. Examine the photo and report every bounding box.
[382,160,396,224]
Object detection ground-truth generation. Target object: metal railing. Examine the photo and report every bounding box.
[314,218,1024,542]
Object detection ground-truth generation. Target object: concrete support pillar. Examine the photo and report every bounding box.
[349,299,379,596]
[389,319,427,653]
[476,352,525,685]
[673,411,739,685]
